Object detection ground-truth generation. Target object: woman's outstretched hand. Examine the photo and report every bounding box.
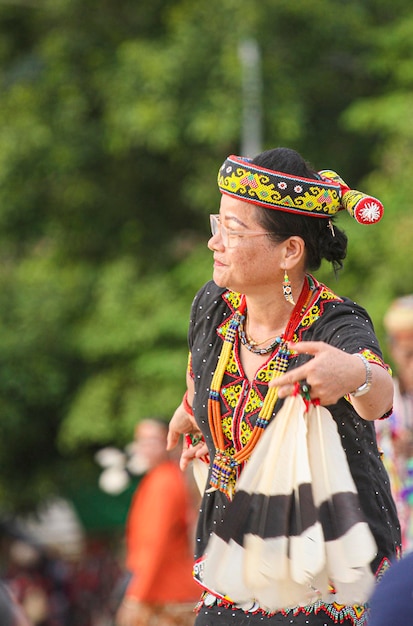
[271,341,393,420]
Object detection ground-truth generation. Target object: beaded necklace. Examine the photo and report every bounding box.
[208,276,314,499]
[238,321,283,355]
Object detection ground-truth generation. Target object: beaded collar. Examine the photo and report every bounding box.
[207,277,315,499]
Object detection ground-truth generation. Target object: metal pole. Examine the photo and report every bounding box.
[238,38,263,157]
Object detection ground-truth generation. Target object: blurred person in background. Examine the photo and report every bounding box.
[367,550,413,625]
[376,295,413,553]
[115,418,199,626]
[4,539,54,626]
[0,581,32,626]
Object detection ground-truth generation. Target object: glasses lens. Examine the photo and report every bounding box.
[209,214,230,246]
[210,214,219,236]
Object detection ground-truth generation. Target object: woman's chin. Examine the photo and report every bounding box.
[212,269,228,288]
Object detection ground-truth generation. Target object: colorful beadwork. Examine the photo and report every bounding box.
[207,277,314,499]
[238,320,282,354]
[218,156,384,225]
[282,269,295,305]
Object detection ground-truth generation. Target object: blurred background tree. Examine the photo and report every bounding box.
[0,0,411,513]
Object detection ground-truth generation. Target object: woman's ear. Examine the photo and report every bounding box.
[282,236,305,269]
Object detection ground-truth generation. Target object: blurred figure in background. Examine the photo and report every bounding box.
[0,581,32,626]
[367,550,413,625]
[4,539,59,626]
[115,418,199,626]
[376,295,413,552]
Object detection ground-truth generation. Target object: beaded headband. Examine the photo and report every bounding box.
[217,155,384,225]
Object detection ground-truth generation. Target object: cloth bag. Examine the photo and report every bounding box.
[202,393,377,612]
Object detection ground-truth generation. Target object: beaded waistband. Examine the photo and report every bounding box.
[196,590,369,625]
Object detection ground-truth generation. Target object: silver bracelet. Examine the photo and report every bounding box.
[350,353,372,397]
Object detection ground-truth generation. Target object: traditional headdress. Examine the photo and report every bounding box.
[218,155,384,225]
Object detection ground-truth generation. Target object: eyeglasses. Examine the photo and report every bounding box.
[209,214,271,248]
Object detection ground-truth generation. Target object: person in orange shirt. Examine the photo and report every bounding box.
[115,418,199,626]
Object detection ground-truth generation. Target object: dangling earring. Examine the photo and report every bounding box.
[282,269,295,305]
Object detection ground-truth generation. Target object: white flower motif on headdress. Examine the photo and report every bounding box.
[294,185,303,193]
[360,201,382,223]
[278,182,287,190]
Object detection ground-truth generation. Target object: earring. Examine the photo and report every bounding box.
[327,219,336,237]
[282,269,295,305]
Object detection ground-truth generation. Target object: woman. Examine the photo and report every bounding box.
[168,147,401,625]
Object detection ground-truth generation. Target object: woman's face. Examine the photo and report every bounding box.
[135,421,168,470]
[208,195,285,295]
[390,333,413,394]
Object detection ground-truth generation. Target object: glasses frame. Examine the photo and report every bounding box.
[209,214,271,248]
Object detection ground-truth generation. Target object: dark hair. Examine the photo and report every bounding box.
[251,148,347,272]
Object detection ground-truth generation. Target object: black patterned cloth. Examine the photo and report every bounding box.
[195,602,363,625]
[188,276,401,626]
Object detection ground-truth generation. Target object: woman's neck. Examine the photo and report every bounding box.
[243,275,306,338]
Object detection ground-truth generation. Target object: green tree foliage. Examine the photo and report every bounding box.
[340,11,413,339]
[0,0,411,511]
